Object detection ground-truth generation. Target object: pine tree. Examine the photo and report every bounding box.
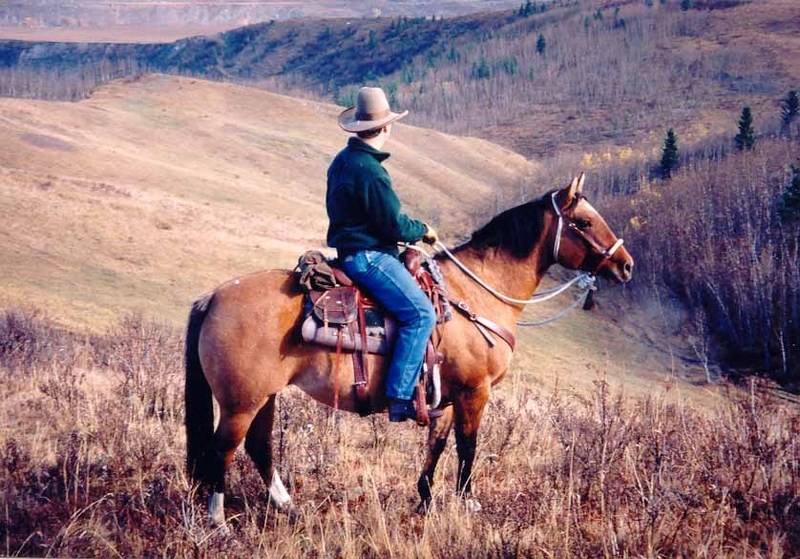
[780,90,799,136]
[471,57,491,80]
[734,106,755,151]
[660,128,679,179]
[536,34,546,57]
[778,164,800,225]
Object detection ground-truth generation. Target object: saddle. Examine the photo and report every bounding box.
[297,249,450,426]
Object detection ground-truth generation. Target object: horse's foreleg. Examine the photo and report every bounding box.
[207,412,253,528]
[244,395,294,514]
[416,405,455,514]
[453,382,490,511]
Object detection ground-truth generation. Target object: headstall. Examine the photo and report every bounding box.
[550,192,624,269]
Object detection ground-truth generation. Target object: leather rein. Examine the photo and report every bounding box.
[414,193,625,352]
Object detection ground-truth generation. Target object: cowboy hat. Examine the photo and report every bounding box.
[338,86,409,133]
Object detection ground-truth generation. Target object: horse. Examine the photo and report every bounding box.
[184,173,634,527]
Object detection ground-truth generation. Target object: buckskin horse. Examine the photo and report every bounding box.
[185,173,633,527]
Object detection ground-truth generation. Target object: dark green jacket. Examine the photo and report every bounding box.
[326,137,426,257]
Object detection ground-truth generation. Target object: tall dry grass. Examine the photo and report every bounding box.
[1,307,799,558]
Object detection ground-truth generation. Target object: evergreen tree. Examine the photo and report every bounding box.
[734,106,755,151]
[660,128,679,179]
[778,164,800,225]
[471,57,491,80]
[536,34,546,57]
[519,1,535,17]
[780,90,799,136]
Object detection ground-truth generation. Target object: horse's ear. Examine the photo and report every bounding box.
[562,172,586,206]
[563,175,580,206]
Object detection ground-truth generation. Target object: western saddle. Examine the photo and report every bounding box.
[297,249,450,426]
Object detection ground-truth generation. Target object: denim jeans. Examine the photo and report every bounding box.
[340,250,436,401]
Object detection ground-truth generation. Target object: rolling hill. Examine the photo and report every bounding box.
[3,0,798,166]
[0,74,532,324]
[0,73,709,398]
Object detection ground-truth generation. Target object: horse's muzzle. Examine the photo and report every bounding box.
[614,253,634,283]
[620,259,634,282]
[602,248,634,284]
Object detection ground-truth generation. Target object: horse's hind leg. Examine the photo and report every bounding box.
[207,411,254,528]
[416,405,454,514]
[244,395,294,513]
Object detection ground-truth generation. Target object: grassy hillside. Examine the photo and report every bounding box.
[0,74,532,323]
[3,1,798,379]
[1,73,716,401]
[2,7,798,554]
[3,0,797,165]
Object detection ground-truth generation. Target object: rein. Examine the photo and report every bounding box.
[403,241,595,340]
[404,192,625,335]
[432,241,596,329]
[432,242,592,306]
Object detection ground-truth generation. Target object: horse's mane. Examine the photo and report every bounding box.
[460,191,552,259]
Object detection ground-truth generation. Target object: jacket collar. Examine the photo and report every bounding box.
[348,137,391,162]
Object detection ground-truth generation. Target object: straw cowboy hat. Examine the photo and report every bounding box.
[338,87,409,133]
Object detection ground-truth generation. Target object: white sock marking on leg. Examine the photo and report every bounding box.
[269,470,292,508]
[208,492,226,527]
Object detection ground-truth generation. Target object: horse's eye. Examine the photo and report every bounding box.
[575,219,591,230]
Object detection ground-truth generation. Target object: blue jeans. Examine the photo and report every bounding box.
[340,250,436,401]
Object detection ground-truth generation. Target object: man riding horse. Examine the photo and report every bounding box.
[326,86,439,422]
[184,88,634,527]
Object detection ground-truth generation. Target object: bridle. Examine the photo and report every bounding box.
[550,192,624,272]
[401,188,626,332]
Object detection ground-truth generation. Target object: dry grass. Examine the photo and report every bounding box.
[2,307,798,558]
[0,75,533,329]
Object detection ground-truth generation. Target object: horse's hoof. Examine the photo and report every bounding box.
[284,504,300,525]
[416,500,431,515]
[465,498,482,513]
[209,521,232,540]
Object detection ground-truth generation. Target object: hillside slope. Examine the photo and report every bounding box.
[0,74,532,324]
[0,74,710,399]
[3,0,797,166]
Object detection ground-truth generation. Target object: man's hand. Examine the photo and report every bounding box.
[422,224,439,245]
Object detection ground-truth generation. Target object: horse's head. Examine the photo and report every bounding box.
[550,173,633,284]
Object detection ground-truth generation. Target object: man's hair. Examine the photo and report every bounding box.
[357,127,383,140]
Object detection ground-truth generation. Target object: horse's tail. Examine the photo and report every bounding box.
[185,293,215,484]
